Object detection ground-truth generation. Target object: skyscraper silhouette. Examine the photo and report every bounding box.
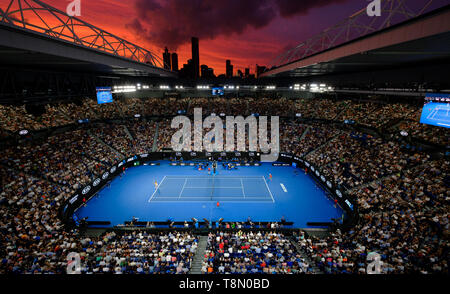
[226,60,233,78]
[191,37,199,78]
[171,53,178,71]
[163,47,171,70]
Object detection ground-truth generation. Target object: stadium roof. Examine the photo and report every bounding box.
[0,0,176,78]
[261,5,450,80]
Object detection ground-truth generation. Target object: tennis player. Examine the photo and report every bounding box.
[154,180,161,195]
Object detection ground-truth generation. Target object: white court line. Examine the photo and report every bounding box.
[428,108,438,120]
[149,175,274,202]
[241,178,246,199]
[178,178,188,199]
[163,176,263,179]
[153,196,270,199]
[150,197,273,203]
[427,106,450,121]
[183,186,242,189]
[434,108,450,122]
[149,200,273,203]
[262,176,275,203]
[148,176,167,202]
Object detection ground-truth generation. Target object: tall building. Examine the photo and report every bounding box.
[191,37,199,78]
[226,60,233,78]
[201,64,215,78]
[171,53,178,71]
[163,47,171,70]
[245,68,250,78]
[179,59,193,78]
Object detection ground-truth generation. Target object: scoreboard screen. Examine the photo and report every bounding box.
[96,87,113,104]
[212,87,224,96]
[420,93,450,128]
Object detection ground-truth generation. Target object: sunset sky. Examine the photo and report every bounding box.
[1,0,446,75]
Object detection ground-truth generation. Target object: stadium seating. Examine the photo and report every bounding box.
[0,97,448,274]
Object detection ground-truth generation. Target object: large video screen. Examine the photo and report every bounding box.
[420,93,450,128]
[212,87,224,96]
[96,87,113,104]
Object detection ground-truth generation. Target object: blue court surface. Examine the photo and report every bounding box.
[74,161,344,228]
[149,176,274,202]
[420,102,450,128]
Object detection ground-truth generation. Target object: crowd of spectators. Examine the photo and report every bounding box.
[297,158,449,274]
[306,131,429,189]
[202,231,311,274]
[1,97,448,147]
[0,96,448,274]
[73,231,198,274]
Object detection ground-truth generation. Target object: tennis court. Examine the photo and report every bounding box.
[426,104,450,123]
[74,161,344,228]
[149,176,274,202]
[421,102,450,127]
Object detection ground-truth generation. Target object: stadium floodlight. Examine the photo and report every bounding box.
[159,85,170,89]
[113,85,136,93]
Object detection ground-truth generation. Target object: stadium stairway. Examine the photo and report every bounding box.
[114,103,126,118]
[88,129,124,159]
[0,162,66,189]
[332,101,350,120]
[346,160,432,194]
[152,122,159,152]
[189,236,208,274]
[56,108,72,121]
[303,132,342,158]
[347,174,396,194]
[299,126,311,141]
[85,101,101,119]
[288,236,323,274]
[123,125,134,141]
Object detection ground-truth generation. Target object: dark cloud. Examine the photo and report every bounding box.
[274,0,350,17]
[127,0,349,49]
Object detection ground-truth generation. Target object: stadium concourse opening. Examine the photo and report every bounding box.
[73,161,343,228]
